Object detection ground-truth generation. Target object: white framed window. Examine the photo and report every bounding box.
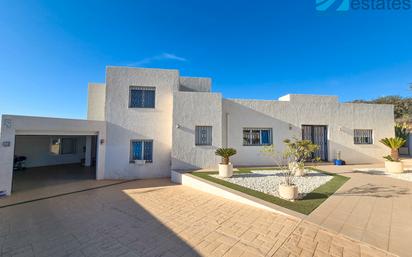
[50,137,77,155]
[243,128,272,146]
[130,140,153,163]
[195,126,212,146]
[354,129,373,144]
[129,86,155,108]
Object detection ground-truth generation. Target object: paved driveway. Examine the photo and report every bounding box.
[307,163,412,257]
[0,179,393,257]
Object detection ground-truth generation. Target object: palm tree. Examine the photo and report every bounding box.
[215,148,237,165]
[379,137,406,161]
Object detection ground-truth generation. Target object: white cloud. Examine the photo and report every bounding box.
[129,53,187,66]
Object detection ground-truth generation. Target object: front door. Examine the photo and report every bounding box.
[302,125,328,161]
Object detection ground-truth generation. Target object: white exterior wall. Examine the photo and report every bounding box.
[223,95,395,166]
[0,115,106,195]
[179,77,211,92]
[172,92,222,170]
[0,67,397,195]
[104,67,178,179]
[87,83,106,121]
[14,135,87,168]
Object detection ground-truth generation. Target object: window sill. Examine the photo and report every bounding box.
[243,144,272,146]
[129,107,156,110]
[130,160,153,165]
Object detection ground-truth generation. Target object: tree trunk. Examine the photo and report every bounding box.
[222,157,229,165]
[391,148,399,161]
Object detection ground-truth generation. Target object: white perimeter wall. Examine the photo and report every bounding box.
[223,96,395,166]
[104,67,178,179]
[14,135,87,168]
[172,92,222,170]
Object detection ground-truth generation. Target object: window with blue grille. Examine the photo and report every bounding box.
[129,86,155,108]
[243,128,272,146]
[130,140,153,162]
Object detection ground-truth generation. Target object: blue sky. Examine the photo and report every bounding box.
[0,0,411,119]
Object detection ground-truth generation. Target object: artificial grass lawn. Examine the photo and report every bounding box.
[192,167,349,215]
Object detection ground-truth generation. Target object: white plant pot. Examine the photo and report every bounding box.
[385,161,404,174]
[288,162,305,176]
[279,184,298,201]
[294,167,305,177]
[218,163,233,178]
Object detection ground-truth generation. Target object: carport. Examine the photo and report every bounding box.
[0,115,106,196]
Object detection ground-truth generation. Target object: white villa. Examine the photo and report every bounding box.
[0,67,395,195]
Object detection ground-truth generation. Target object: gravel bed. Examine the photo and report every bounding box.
[354,168,412,182]
[211,169,333,198]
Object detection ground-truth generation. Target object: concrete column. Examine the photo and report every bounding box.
[85,136,92,167]
[0,117,15,195]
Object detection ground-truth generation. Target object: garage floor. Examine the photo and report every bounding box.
[0,164,126,208]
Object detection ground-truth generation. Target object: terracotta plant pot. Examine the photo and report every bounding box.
[384,161,404,174]
[279,184,298,201]
[218,163,233,178]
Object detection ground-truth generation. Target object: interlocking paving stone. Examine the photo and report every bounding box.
[0,179,397,257]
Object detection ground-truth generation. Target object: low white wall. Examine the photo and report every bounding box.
[14,135,87,168]
[171,170,299,218]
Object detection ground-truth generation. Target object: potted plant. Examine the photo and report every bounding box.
[278,164,298,201]
[261,144,299,201]
[215,148,237,178]
[283,138,319,176]
[379,137,406,173]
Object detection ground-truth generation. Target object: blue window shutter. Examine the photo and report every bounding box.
[261,130,270,144]
[132,141,143,160]
[144,90,155,108]
[143,141,153,162]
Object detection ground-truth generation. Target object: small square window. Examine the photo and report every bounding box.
[130,140,153,162]
[354,129,373,144]
[129,86,155,108]
[195,126,212,146]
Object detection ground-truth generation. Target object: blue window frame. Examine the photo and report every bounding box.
[129,86,155,108]
[130,140,153,163]
[243,128,272,146]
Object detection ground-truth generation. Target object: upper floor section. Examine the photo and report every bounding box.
[87,67,212,121]
[87,66,394,124]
